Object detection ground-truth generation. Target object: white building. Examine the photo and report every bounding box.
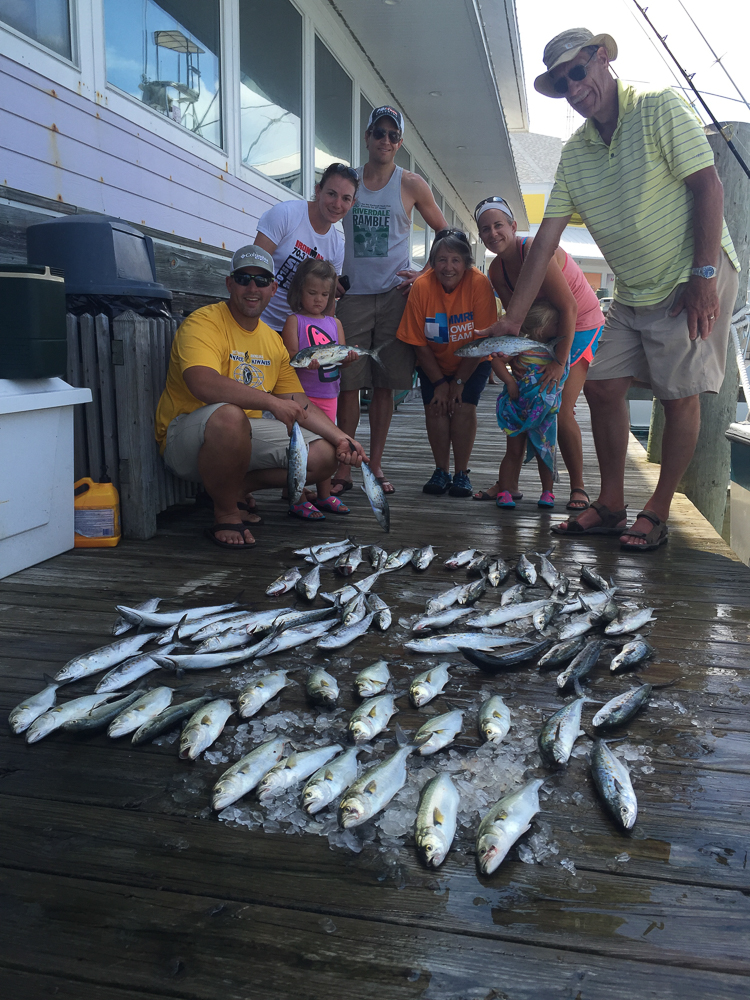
[0,0,529,310]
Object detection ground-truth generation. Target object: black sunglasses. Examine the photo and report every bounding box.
[434,228,470,245]
[232,272,274,287]
[473,195,514,221]
[370,127,401,143]
[552,47,598,95]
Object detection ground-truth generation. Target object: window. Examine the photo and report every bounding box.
[240,0,302,193]
[432,185,443,214]
[104,0,222,148]
[0,0,71,58]
[315,36,352,181]
[445,205,455,227]
[359,93,373,167]
[411,209,427,267]
[394,145,410,171]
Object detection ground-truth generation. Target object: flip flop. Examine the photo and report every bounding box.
[288,501,326,521]
[376,477,396,495]
[330,477,353,495]
[203,523,255,549]
[619,509,669,552]
[473,489,523,502]
[551,501,628,536]
[566,489,590,511]
[314,496,350,514]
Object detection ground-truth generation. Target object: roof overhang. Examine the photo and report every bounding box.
[328,0,529,228]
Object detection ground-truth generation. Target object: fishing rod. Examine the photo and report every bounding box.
[631,1,750,180]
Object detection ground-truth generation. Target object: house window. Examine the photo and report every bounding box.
[315,36,352,181]
[0,0,71,59]
[359,93,373,167]
[394,144,410,171]
[240,0,302,193]
[103,0,222,148]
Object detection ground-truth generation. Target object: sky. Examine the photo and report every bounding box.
[516,0,750,144]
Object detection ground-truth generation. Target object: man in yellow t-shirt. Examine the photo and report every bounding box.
[155,245,367,549]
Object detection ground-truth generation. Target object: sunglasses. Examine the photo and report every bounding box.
[232,272,274,287]
[434,228,470,244]
[552,47,598,95]
[473,196,514,221]
[370,127,401,143]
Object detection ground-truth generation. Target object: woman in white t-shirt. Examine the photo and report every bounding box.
[254,163,359,332]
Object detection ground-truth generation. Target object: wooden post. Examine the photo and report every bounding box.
[646,122,750,529]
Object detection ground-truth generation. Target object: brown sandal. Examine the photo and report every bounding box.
[551,501,628,536]
[566,488,590,511]
[330,477,353,495]
[620,509,668,552]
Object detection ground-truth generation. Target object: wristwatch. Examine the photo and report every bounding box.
[455,378,464,386]
[690,265,717,279]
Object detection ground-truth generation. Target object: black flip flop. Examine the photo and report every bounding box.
[204,523,256,549]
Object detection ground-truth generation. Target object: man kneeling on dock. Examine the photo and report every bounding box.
[155,245,367,549]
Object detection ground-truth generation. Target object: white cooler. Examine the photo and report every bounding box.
[0,378,92,580]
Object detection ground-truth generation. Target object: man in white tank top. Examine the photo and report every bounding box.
[332,106,447,495]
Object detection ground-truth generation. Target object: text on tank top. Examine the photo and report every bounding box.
[342,164,412,295]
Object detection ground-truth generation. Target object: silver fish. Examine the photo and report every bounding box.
[501,583,527,606]
[320,570,382,607]
[194,627,254,654]
[476,779,544,874]
[516,553,537,586]
[64,688,148,733]
[592,684,653,731]
[535,551,563,590]
[131,696,211,745]
[179,698,234,760]
[295,539,353,562]
[253,620,335,658]
[412,545,437,571]
[412,606,475,632]
[416,710,463,755]
[354,660,390,698]
[552,576,570,598]
[151,646,260,672]
[605,607,657,636]
[238,669,294,718]
[487,558,511,586]
[286,420,308,506]
[212,738,286,811]
[465,599,549,628]
[296,562,321,602]
[107,687,174,738]
[114,603,239,629]
[348,692,397,742]
[537,635,587,670]
[425,584,466,615]
[405,633,522,654]
[416,773,459,867]
[466,553,492,576]
[538,697,586,765]
[291,342,384,369]
[610,637,657,674]
[410,662,451,707]
[188,610,279,642]
[477,695,511,744]
[367,593,392,631]
[561,588,616,616]
[335,545,364,576]
[266,568,302,596]
[384,547,415,572]
[317,611,375,650]
[557,612,597,640]
[532,601,563,632]
[361,461,390,532]
[54,631,161,684]
[444,548,478,569]
[258,744,342,802]
[112,597,161,635]
[455,334,560,359]
[9,676,62,735]
[456,577,487,606]
[306,666,339,707]
[341,591,367,628]
[368,544,388,570]
[580,564,611,591]
[302,747,360,815]
[591,740,638,829]
[26,693,120,743]
[338,745,412,828]
[270,607,333,632]
[582,592,618,626]
[557,638,606,691]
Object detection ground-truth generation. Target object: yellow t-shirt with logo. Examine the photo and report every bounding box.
[155,301,303,451]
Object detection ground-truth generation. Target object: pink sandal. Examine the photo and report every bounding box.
[288,501,325,521]
[314,496,350,515]
[538,491,555,508]
[496,491,516,509]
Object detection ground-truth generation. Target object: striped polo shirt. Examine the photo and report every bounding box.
[545,81,738,306]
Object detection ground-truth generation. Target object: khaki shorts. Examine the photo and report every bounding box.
[163,403,322,483]
[337,286,415,390]
[587,251,739,399]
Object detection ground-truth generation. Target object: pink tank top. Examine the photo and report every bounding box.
[294,314,341,398]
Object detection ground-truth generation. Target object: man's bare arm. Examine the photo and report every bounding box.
[673,165,725,340]
[183,366,307,428]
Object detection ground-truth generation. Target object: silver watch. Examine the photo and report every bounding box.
[690,265,717,279]
[455,378,464,386]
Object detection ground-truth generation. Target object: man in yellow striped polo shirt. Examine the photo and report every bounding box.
[480,27,739,551]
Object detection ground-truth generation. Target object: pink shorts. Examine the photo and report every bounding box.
[308,395,338,422]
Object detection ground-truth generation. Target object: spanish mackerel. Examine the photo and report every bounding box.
[286,421,308,506]
[131,696,211,745]
[113,597,162,636]
[114,603,239,628]
[609,636,657,673]
[63,688,147,733]
[412,545,437,570]
[317,611,375,650]
[361,461,390,532]
[266,568,302,596]
[26,693,120,743]
[405,633,524,654]
[516,553,537,586]
[465,598,549,628]
[54,631,161,684]
[108,687,174,738]
[455,334,560,360]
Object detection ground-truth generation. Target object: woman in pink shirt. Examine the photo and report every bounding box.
[475,195,605,510]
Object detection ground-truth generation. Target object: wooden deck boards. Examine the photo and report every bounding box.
[1,394,749,1000]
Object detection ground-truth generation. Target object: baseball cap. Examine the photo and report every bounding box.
[367,105,405,134]
[230,245,275,276]
[534,28,617,99]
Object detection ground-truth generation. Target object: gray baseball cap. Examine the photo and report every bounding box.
[230,245,275,276]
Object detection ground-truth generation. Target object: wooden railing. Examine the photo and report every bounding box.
[65,309,198,540]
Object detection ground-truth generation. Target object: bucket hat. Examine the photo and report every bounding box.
[534,28,617,99]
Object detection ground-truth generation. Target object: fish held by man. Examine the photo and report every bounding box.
[361,461,390,532]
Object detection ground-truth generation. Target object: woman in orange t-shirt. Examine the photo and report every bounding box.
[396,230,497,497]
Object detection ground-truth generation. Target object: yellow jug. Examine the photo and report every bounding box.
[74,478,121,548]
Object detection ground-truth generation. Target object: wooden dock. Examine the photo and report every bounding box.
[2,394,749,1000]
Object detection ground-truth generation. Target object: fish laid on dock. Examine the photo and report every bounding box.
[9,676,62,735]
[258,744,342,802]
[238,670,295,719]
[338,745,413,828]
[306,666,340,707]
[112,597,162,636]
[409,662,451,707]
[212,739,287,811]
[354,660,390,698]
[302,747,361,815]
[591,740,638,830]
[477,695,511,744]
[54,632,161,684]
[476,779,544,874]
[266,568,302,596]
[131,696,211,745]
[416,774,459,867]
[348,693,397,742]
[179,698,234,760]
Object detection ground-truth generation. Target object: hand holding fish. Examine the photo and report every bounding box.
[335,436,367,467]
[341,350,360,367]
[472,316,522,354]
[269,395,309,434]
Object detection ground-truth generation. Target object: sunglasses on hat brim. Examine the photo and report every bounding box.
[473,196,514,222]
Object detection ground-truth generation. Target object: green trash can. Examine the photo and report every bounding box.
[0,264,66,379]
